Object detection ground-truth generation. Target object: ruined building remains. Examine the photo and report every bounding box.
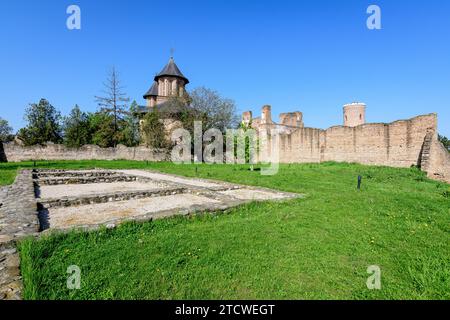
[243,105,450,183]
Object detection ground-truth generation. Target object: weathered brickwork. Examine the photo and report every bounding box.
[421,132,450,183]
[248,105,449,183]
[2,143,168,163]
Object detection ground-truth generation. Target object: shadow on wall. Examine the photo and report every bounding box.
[0,142,7,162]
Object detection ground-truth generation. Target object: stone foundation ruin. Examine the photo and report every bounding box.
[0,168,299,299]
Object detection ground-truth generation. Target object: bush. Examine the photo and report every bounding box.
[141,110,169,149]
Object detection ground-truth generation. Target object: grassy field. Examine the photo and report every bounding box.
[1,160,449,299]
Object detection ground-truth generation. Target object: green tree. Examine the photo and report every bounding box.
[63,105,90,148]
[17,99,62,146]
[439,134,450,152]
[0,117,12,162]
[120,100,141,147]
[87,112,116,148]
[141,109,168,149]
[0,117,13,142]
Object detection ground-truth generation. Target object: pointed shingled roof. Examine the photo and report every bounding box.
[143,81,159,98]
[154,57,189,84]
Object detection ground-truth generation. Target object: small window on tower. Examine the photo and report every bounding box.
[360,114,362,120]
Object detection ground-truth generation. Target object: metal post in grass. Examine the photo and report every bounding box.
[195,166,198,176]
[357,175,362,190]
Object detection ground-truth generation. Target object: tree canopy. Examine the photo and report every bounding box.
[189,87,239,132]
[63,105,90,148]
[0,117,13,142]
[140,109,168,149]
[120,100,141,147]
[17,99,63,146]
[439,134,450,152]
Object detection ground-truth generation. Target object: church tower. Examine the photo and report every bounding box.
[143,57,189,108]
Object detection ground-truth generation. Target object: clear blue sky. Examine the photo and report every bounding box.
[1,0,449,136]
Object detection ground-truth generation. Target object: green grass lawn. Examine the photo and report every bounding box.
[1,160,449,299]
[0,167,17,186]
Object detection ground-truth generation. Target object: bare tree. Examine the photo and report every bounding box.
[95,67,130,145]
[189,87,239,132]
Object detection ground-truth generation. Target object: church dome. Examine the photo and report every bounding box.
[154,57,189,84]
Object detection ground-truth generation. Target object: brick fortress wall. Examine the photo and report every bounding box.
[248,105,449,183]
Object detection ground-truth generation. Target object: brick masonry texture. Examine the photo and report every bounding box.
[257,113,449,183]
[2,143,168,162]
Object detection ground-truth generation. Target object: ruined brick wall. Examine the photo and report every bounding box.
[321,114,437,167]
[279,112,304,128]
[421,132,450,183]
[278,127,322,163]
[263,113,449,183]
[2,143,168,162]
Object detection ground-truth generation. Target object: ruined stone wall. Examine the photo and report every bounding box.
[263,113,449,183]
[2,143,168,163]
[321,114,437,167]
[279,112,304,128]
[422,132,450,183]
[279,128,322,163]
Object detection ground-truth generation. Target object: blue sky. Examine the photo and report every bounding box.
[0,0,449,136]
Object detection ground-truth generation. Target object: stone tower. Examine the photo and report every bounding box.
[242,111,252,126]
[343,102,366,127]
[279,112,304,127]
[261,105,272,124]
[143,57,189,108]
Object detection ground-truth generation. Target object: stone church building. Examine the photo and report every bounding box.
[138,57,191,137]
[140,57,190,113]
